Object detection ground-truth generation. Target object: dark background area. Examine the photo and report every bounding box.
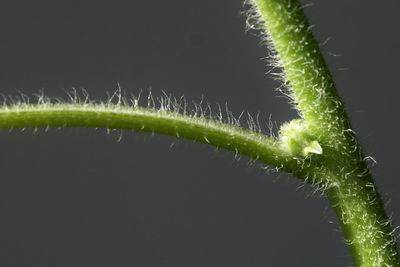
[0,0,398,266]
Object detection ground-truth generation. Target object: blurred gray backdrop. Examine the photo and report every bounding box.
[0,0,399,266]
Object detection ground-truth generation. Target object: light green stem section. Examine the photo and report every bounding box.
[0,103,299,173]
[327,175,399,267]
[251,0,350,141]
[251,0,399,266]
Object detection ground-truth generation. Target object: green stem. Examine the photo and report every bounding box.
[327,173,399,267]
[0,103,299,173]
[250,0,352,150]
[0,1,397,265]
[251,0,399,266]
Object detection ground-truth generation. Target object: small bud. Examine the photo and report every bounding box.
[278,119,323,157]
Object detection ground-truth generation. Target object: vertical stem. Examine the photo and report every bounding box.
[327,171,399,266]
[251,0,350,146]
[250,0,400,265]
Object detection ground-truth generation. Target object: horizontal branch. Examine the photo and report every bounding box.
[0,103,300,172]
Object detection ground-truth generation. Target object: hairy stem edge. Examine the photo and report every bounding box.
[250,0,400,266]
[0,103,301,173]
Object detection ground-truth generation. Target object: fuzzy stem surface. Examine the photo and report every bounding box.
[251,0,400,265]
[0,103,299,173]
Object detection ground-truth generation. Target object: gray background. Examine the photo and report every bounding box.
[0,0,398,266]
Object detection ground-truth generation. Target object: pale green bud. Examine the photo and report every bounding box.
[278,119,322,157]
